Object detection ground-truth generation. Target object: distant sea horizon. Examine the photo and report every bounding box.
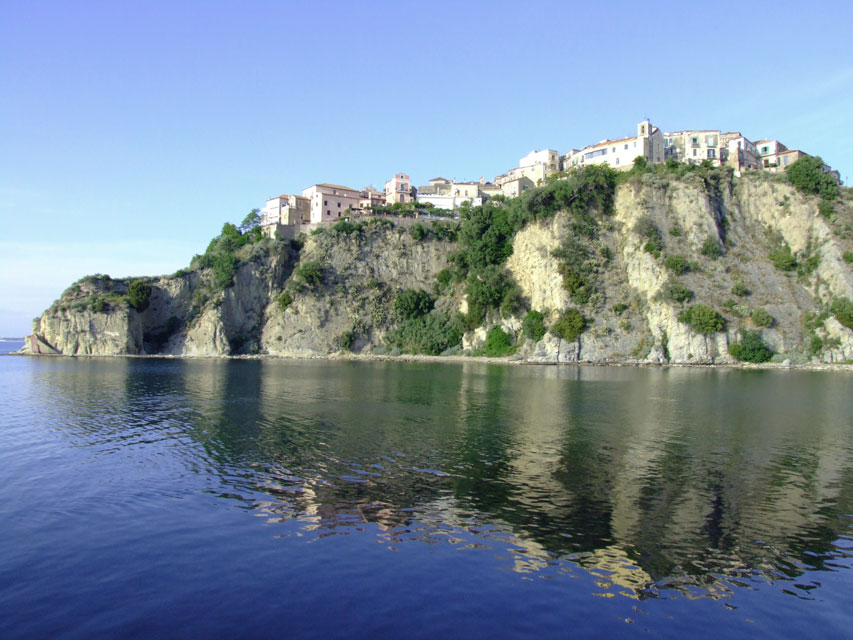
[0,339,24,355]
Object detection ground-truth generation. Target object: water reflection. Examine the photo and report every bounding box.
[27,358,853,601]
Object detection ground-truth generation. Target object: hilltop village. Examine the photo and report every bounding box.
[259,118,842,236]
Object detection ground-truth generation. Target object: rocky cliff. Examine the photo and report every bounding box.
[23,171,853,365]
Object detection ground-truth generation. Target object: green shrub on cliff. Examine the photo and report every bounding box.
[635,216,663,257]
[522,310,546,342]
[481,326,514,357]
[728,329,773,363]
[336,329,357,352]
[678,304,725,334]
[393,289,434,320]
[769,243,797,271]
[553,237,599,305]
[751,307,774,328]
[664,254,690,275]
[786,156,838,202]
[551,308,587,342]
[211,252,237,289]
[294,260,325,289]
[89,295,106,313]
[127,280,151,312]
[464,265,516,327]
[664,281,694,304]
[387,311,464,356]
[700,236,722,259]
[831,297,853,330]
[187,221,270,291]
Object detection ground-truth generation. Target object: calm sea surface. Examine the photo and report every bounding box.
[1,352,851,638]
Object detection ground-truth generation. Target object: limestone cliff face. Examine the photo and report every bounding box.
[260,224,453,356]
[505,173,853,364]
[23,174,853,364]
[24,223,454,358]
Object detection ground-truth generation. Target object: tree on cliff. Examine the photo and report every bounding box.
[786,156,838,201]
[240,209,262,233]
[127,280,151,312]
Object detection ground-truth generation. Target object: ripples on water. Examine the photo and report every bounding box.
[1,356,852,637]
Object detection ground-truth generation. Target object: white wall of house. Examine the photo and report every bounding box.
[302,184,362,223]
[567,120,663,171]
[417,194,482,210]
[261,195,311,227]
[500,176,534,198]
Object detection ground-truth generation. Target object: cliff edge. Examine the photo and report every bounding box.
[22,169,853,365]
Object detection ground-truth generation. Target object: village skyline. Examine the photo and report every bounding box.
[259,117,841,231]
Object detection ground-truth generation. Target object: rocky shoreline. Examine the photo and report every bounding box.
[9,347,853,373]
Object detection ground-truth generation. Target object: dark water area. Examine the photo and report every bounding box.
[1,357,851,638]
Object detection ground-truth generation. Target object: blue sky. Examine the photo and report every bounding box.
[1,1,852,336]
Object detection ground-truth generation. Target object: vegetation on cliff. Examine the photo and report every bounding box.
[26,162,853,364]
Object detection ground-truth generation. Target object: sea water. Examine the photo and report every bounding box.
[1,356,851,637]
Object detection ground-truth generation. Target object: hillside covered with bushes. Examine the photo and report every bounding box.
[24,159,853,365]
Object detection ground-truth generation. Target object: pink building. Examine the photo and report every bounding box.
[384,173,411,204]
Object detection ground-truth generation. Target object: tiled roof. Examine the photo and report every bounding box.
[590,135,636,149]
[314,183,359,192]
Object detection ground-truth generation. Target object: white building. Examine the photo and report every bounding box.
[565,120,664,171]
[260,194,311,235]
[495,149,560,187]
[663,130,723,165]
[415,178,483,210]
[301,183,362,223]
[500,176,535,198]
[720,132,762,173]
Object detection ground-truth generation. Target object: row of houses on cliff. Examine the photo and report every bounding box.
[260,118,840,236]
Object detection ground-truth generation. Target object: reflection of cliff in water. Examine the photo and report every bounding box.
[33,358,853,598]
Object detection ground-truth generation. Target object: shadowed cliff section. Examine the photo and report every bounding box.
[23,166,853,364]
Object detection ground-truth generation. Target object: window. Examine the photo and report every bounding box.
[615,158,620,165]
[324,200,327,205]
[624,144,628,150]
[707,149,716,159]
[784,156,789,165]
[693,149,698,157]
[634,141,637,148]
[326,210,331,216]
[691,137,699,145]
[337,202,341,207]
